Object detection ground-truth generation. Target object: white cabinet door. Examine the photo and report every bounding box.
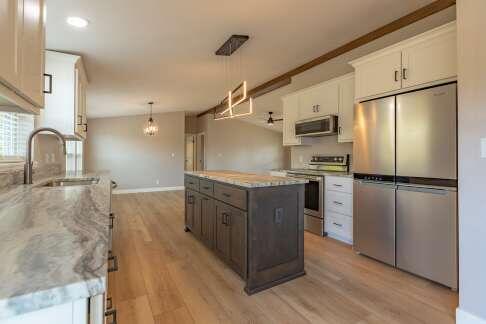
[282,95,301,146]
[354,50,402,100]
[299,81,339,120]
[401,28,457,89]
[20,0,45,107]
[338,75,355,143]
[0,0,22,89]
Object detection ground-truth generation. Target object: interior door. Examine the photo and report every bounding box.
[396,83,457,180]
[355,50,402,99]
[185,135,195,171]
[353,180,396,266]
[353,96,395,176]
[0,0,22,88]
[396,185,457,289]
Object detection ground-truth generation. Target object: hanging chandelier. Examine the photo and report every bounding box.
[143,101,158,136]
[214,35,253,120]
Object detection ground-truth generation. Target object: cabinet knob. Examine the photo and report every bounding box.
[105,308,117,324]
[402,68,408,80]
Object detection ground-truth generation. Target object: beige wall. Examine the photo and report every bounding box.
[85,112,185,190]
[457,1,486,322]
[291,137,353,169]
[198,114,286,172]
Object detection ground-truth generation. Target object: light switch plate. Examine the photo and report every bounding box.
[481,138,486,158]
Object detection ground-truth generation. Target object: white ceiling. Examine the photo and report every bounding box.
[46,0,437,121]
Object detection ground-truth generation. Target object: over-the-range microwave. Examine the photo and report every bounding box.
[295,115,338,137]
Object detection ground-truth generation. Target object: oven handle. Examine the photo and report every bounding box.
[287,174,323,182]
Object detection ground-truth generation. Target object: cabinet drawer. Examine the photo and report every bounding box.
[326,191,352,216]
[325,176,353,194]
[214,183,247,210]
[199,179,214,196]
[185,176,199,191]
[325,211,352,242]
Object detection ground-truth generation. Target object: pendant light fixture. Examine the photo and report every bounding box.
[143,101,158,136]
[214,34,253,120]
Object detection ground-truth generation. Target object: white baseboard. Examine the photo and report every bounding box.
[457,308,486,324]
[113,186,185,194]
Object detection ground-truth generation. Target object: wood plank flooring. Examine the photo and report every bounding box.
[109,191,458,324]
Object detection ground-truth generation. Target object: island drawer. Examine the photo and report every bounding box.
[214,183,247,210]
[185,176,200,191]
[199,179,214,196]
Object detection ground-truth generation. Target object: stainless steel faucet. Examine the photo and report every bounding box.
[24,127,66,184]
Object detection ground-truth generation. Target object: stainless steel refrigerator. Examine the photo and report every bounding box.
[353,83,458,289]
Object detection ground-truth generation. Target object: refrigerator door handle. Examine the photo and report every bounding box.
[397,185,449,195]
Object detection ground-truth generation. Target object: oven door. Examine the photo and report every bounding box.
[289,174,323,218]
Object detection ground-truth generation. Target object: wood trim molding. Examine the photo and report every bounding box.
[197,0,456,117]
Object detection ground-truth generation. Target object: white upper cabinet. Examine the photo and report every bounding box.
[350,22,456,101]
[298,81,339,120]
[39,51,88,139]
[20,0,45,107]
[0,0,45,111]
[338,74,355,143]
[401,27,457,89]
[0,0,22,89]
[281,73,355,146]
[353,50,402,100]
[282,95,301,146]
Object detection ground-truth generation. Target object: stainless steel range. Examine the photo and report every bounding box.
[287,155,350,236]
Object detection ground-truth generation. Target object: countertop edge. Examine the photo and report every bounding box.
[185,171,308,188]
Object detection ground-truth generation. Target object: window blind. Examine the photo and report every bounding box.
[0,112,34,161]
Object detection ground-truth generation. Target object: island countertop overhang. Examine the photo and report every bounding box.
[185,171,308,188]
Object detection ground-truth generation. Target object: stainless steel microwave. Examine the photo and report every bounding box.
[295,115,338,137]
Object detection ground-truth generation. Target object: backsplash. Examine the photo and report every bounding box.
[290,136,353,170]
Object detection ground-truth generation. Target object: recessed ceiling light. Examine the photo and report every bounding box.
[67,16,89,28]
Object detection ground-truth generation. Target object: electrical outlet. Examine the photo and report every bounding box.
[481,138,486,158]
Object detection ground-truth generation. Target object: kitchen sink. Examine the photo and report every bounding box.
[41,177,100,187]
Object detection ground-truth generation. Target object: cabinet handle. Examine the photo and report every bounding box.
[225,213,231,226]
[222,193,231,198]
[394,70,399,82]
[83,123,88,132]
[333,222,343,227]
[338,126,342,135]
[76,114,83,125]
[105,308,117,324]
[203,186,210,190]
[108,253,119,272]
[333,184,343,187]
[402,68,408,80]
[222,212,227,225]
[106,297,113,310]
[109,213,115,229]
[315,104,320,112]
[333,201,343,205]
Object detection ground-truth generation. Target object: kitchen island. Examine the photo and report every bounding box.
[184,171,307,294]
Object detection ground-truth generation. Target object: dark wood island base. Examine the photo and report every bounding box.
[184,172,306,295]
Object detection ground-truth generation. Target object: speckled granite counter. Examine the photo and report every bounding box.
[185,170,308,188]
[0,172,112,319]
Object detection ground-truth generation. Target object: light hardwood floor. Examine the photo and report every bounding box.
[109,191,458,324]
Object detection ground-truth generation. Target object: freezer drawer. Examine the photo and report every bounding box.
[353,96,395,176]
[396,83,457,180]
[396,185,457,289]
[353,180,396,266]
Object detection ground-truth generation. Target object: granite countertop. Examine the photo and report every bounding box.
[0,172,112,319]
[185,171,308,188]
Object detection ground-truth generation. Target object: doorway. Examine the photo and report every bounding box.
[185,133,205,171]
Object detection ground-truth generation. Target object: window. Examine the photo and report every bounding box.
[0,111,35,161]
